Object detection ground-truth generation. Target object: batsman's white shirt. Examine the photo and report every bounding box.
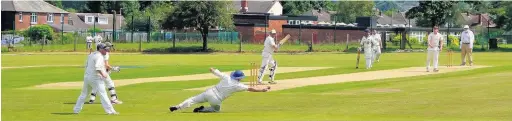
[262,35,277,56]
[103,52,110,61]
[84,51,106,79]
[209,69,249,100]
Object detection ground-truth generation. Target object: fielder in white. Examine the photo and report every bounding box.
[257,29,280,84]
[73,43,118,115]
[88,42,123,104]
[169,68,270,113]
[86,35,93,53]
[94,35,103,46]
[426,26,444,72]
[359,29,377,69]
[372,30,382,62]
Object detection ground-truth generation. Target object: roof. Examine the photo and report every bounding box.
[302,10,331,22]
[68,13,90,30]
[74,13,125,31]
[1,0,68,13]
[233,1,275,13]
[48,23,78,32]
[456,13,496,28]
[375,12,408,25]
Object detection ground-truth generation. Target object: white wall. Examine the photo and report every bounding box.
[267,1,282,16]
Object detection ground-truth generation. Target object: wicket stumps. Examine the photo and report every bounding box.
[447,50,453,67]
[249,62,258,87]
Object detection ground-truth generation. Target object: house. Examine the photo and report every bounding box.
[233,0,282,16]
[459,13,496,28]
[1,0,70,31]
[301,9,332,23]
[73,13,125,32]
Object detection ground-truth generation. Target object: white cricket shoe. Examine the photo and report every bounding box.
[107,112,119,115]
[111,99,123,104]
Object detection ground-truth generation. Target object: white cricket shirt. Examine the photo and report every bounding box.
[210,69,249,100]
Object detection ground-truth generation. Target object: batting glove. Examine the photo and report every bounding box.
[111,66,121,72]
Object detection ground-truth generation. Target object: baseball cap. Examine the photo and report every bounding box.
[271,29,276,34]
[97,43,111,51]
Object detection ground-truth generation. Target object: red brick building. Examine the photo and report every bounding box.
[1,0,69,31]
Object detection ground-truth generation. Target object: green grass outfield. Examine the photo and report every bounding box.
[3,42,512,53]
[2,52,512,121]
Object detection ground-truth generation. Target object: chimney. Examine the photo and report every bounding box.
[240,0,248,12]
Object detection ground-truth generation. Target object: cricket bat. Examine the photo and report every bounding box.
[356,49,361,69]
[279,34,291,45]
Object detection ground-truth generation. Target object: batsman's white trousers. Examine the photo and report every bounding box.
[175,88,222,112]
[74,76,116,114]
[258,53,277,82]
[373,46,381,62]
[426,48,440,70]
[364,49,373,69]
[91,74,115,94]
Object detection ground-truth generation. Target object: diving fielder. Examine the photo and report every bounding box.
[73,43,118,115]
[169,68,270,113]
[358,29,376,69]
[257,29,280,84]
[426,26,443,72]
[88,42,123,104]
[372,30,382,62]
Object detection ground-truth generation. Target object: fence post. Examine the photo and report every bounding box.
[345,34,349,52]
[173,29,176,48]
[74,31,77,52]
[239,33,242,53]
[139,34,142,52]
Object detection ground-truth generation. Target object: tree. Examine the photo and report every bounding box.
[405,1,457,27]
[488,1,512,30]
[281,1,335,15]
[333,1,374,23]
[27,25,54,44]
[123,1,173,32]
[46,0,63,9]
[65,8,77,13]
[163,1,232,51]
[62,1,86,12]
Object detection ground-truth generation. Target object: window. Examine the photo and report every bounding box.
[60,14,64,23]
[98,17,108,24]
[47,13,54,22]
[18,12,23,22]
[295,20,300,25]
[288,20,293,25]
[30,13,37,24]
[85,16,94,24]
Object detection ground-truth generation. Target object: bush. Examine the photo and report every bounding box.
[88,27,102,34]
[26,25,54,43]
[392,34,420,45]
[448,35,460,48]
[53,33,76,44]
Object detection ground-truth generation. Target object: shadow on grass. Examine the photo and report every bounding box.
[51,113,76,115]
[63,102,99,105]
[142,46,214,54]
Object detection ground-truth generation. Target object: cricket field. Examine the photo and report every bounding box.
[2,52,512,121]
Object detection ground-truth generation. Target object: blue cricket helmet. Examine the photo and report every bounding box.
[230,70,245,81]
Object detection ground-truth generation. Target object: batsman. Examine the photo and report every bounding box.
[88,42,123,104]
[257,29,290,84]
[358,29,377,69]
